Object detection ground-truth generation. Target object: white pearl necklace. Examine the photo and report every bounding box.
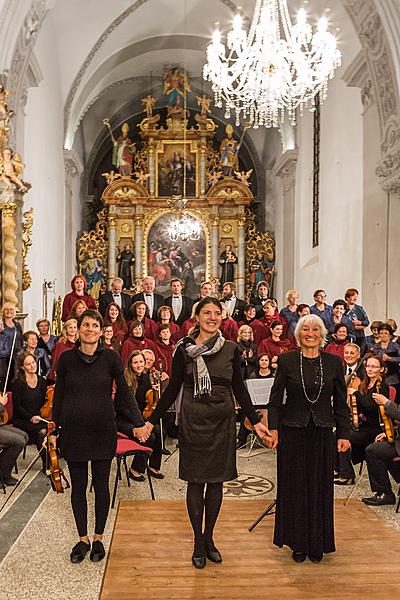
[300,352,324,404]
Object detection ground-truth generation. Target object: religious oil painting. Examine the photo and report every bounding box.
[157,142,197,197]
[147,214,206,298]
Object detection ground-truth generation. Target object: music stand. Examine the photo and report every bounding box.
[237,379,273,457]
[248,499,276,531]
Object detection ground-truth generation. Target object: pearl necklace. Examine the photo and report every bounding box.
[300,351,324,404]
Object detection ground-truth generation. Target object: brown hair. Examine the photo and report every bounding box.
[360,352,384,395]
[344,288,358,300]
[15,351,37,382]
[104,302,127,329]
[124,350,146,391]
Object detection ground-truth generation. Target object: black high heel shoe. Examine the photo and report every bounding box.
[205,540,222,563]
[192,539,206,569]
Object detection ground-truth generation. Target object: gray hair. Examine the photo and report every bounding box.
[294,314,327,348]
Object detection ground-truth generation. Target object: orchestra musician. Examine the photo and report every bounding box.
[122,350,163,481]
[266,315,351,563]
[51,310,148,564]
[334,352,388,485]
[362,389,400,506]
[142,297,270,568]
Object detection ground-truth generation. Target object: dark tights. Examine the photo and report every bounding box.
[67,459,112,537]
[186,482,223,553]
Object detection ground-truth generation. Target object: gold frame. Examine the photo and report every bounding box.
[155,140,199,198]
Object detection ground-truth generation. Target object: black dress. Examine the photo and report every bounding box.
[12,377,47,435]
[52,347,139,462]
[268,350,351,557]
[149,340,260,483]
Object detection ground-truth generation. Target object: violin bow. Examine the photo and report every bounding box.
[2,329,17,396]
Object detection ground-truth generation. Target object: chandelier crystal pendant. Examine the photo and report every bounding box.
[203,0,341,128]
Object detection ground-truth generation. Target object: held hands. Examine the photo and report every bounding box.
[337,439,351,453]
[372,393,389,406]
[375,432,387,443]
[264,428,278,449]
[133,426,150,443]
[31,415,41,424]
[160,372,169,382]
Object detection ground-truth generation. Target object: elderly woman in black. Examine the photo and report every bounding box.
[267,314,351,563]
[51,310,147,564]
[143,297,270,569]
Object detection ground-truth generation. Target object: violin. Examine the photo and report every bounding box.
[376,375,395,444]
[346,371,361,431]
[143,363,162,420]
[45,420,70,493]
[40,385,54,420]
[0,393,9,424]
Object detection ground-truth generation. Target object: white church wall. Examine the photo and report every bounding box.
[292,78,363,308]
[22,15,66,329]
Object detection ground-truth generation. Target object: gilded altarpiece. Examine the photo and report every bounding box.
[79,79,275,299]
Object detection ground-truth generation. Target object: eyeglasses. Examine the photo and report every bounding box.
[366,365,381,370]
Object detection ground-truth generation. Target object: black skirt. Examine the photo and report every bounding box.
[179,384,237,484]
[274,422,336,556]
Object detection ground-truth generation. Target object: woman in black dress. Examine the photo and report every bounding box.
[144,297,270,568]
[51,310,147,564]
[12,352,47,469]
[267,314,351,563]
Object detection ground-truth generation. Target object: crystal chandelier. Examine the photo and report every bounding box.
[203,0,341,128]
[167,213,201,242]
[167,197,201,242]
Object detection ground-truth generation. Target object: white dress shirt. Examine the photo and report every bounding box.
[144,293,154,316]
[112,292,122,308]
[172,295,182,321]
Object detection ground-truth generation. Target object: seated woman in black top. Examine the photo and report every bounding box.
[249,353,275,379]
[123,350,163,480]
[335,353,388,485]
[12,352,47,469]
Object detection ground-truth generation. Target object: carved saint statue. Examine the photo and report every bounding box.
[163,67,191,113]
[219,124,239,176]
[103,119,136,176]
[117,243,135,289]
[219,244,238,286]
[80,250,105,300]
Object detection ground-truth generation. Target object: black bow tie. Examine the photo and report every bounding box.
[112,293,120,297]
[173,296,181,299]
[145,294,152,297]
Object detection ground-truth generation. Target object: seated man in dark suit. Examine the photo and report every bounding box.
[98,277,132,320]
[343,343,364,381]
[221,281,246,322]
[130,276,164,321]
[165,278,193,326]
[362,391,400,506]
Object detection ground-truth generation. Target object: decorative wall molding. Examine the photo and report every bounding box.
[343,0,400,194]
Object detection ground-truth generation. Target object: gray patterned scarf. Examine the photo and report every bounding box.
[185,331,225,398]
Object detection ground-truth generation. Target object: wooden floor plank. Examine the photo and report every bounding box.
[100,499,400,600]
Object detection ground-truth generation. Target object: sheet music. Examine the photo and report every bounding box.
[245,378,274,407]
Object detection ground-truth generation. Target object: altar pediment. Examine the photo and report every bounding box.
[101,177,148,206]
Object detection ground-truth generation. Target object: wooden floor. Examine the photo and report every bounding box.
[100,499,400,600]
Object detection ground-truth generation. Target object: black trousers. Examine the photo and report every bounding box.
[0,425,28,477]
[131,425,162,473]
[335,427,380,479]
[67,459,112,537]
[365,441,400,494]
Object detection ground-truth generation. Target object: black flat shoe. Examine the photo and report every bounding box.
[362,492,396,506]
[90,540,106,562]
[147,468,165,479]
[308,554,323,563]
[334,477,355,486]
[129,471,145,482]
[205,541,222,563]
[161,448,171,456]
[3,476,18,486]
[192,554,206,569]
[70,541,90,563]
[292,551,306,563]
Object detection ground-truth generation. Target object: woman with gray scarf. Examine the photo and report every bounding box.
[144,297,270,568]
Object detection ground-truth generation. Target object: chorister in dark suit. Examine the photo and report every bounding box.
[130,276,164,321]
[98,278,132,320]
[221,282,246,322]
[252,281,270,319]
[165,279,193,326]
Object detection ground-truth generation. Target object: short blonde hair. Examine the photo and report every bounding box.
[286,289,299,301]
[237,324,253,342]
[294,314,327,348]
